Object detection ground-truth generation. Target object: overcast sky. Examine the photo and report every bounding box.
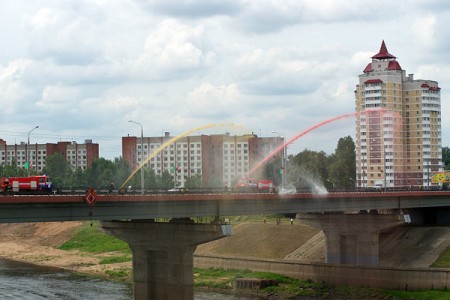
[1,0,449,160]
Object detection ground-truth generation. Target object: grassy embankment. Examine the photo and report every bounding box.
[59,219,450,299]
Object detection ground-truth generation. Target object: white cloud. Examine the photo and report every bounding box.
[37,85,80,109]
[235,47,338,95]
[0,0,449,159]
[186,82,240,118]
[133,19,215,78]
[411,14,437,49]
[141,0,244,18]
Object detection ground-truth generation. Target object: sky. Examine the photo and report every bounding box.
[1,0,449,160]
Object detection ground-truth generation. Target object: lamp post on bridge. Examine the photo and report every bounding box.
[272,131,287,189]
[27,125,39,177]
[128,120,145,195]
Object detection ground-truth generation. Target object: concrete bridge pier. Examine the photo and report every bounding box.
[297,213,406,266]
[101,219,232,300]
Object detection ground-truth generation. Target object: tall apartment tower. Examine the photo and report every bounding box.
[355,41,443,189]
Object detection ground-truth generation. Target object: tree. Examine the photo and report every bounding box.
[158,170,174,189]
[288,149,328,192]
[144,168,157,191]
[112,157,132,189]
[443,147,450,169]
[328,136,356,190]
[185,174,202,189]
[262,156,283,186]
[86,158,117,189]
[73,167,88,189]
[0,162,20,177]
[43,153,67,188]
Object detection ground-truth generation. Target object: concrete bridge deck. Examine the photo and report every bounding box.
[0,191,449,223]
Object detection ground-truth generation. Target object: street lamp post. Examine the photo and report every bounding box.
[27,126,39,176]
[129,120,145,195]
[272,131,286,189]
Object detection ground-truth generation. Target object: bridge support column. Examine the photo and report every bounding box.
[297,213,405,266]
[101,219,232,300]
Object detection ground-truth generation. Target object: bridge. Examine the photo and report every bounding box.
[1,191,450,299]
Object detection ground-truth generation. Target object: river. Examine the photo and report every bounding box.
[0,259,255,299]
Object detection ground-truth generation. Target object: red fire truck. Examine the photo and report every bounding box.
[237,177,273,191]
[1,175,53,194]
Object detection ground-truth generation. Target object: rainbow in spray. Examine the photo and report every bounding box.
[120,123,239,189]
[248,108,399,177]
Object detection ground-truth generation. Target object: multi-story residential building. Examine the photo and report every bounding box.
[122,132,283,187]
[0,139,99,172]
[355,41,443,189]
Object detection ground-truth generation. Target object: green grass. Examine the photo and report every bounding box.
[431,245,450,268]
[59,221,131,254]
[383,289,450,300]
[99,256,132,265]
[104,269,132,279]
[194,268,450,299]
[194,268,325,296]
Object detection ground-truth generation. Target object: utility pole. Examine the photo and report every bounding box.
[272,131,286,189]
[129,120,145,195]
[27,126,39,176]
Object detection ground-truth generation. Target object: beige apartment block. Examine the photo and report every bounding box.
[355,41,443,189]
[122,132,283,188]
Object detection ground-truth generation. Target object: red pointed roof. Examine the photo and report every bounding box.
[363,63,373,73]
[364,79,383,84]
[387,60,402,70]
[372,40,396,60]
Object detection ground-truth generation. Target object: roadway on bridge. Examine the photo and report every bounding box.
[1,191,450,223]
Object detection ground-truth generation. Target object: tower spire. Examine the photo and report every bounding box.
[372,40,396,60]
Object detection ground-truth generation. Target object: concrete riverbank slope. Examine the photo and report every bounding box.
[0,220,449,276]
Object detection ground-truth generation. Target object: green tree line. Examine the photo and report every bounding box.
[0,154,185,192]
[262,136,356,191]
[0,135,356,191]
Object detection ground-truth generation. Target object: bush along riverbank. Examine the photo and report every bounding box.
[2,220,450,299]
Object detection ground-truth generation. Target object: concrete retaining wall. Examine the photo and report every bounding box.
[194,255,450,290]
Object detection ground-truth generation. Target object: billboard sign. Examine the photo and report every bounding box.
[431,172,450,183]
